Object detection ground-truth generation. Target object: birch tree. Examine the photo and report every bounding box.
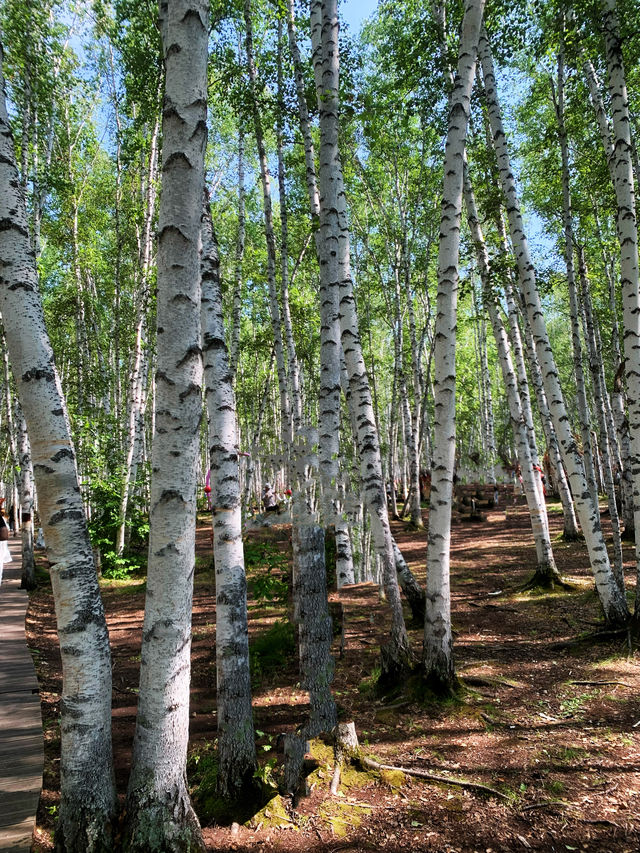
[0,41,115,853]
[125,1,208,848]
[201,192,257,802]
[423,0,485,691]
[287,0,355,586]
[601,0,640,618]
[311,0,411,682]
[244,0,293,458]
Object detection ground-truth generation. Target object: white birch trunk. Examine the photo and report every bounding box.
[552,60,598,506]
[499,238,542,471]
[478,302,497,482]
[229,122,245,380]
[0,44,115,852]
[479,28,628,626]
[277,18,303,433]
[578,248,624,588]
[586,59,635,538]
[602,0,640,619]
[287,0,355,586]
[423,0,485,690]
[242,352,274,517]
[201,193,257,801]
[311,0,411,682]
[125,3,208,849]
[517,291,580,539]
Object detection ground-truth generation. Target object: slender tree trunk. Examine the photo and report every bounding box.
[476,294,497,483]
[497,230,542,473]
[277,18,303,432]
[517,290,580,539]
[229,107,245,379]
[578,247,624,588]
[399,194,427,517]
[311,0,411,683]
[585,55,635,539]
[116,117,160,555]
[242,352,274,517]
[388,373,400,519]
[244,0,292,454]
[423,0,485,691]
[125,3,208,849]
[0,44,116,852]
[602,0,640,619]
[201,193,257,801]
[479,28,628,627]
[1,332,20,515]
[287,0,355,586]
[551,58,598,506]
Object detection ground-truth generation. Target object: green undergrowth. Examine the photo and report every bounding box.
[99,576,146,595]
[249,619,296,685]
[245,540,290,604]
[316,800,372,837]
[189,741,277,826]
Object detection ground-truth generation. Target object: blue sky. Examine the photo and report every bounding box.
[341,0,379,33]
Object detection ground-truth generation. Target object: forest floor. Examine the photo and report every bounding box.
[26,497,640,852]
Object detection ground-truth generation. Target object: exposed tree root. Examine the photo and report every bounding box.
[549,628,628,650]
[359,755,510,801]
[330,721,509,802]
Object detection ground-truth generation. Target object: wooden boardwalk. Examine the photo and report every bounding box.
[0,540,43,853]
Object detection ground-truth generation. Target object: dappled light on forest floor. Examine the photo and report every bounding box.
[26,499,640,852]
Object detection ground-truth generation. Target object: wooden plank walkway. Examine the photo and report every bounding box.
[0,540,43,853]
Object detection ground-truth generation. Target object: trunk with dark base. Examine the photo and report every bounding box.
[201,193,257,802]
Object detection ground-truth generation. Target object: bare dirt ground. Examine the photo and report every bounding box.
[27,498,640,852]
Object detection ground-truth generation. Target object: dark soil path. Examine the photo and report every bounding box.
[26,499,640,852]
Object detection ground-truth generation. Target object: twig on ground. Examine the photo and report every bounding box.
[568,680,631,688]
[520,800,567,812]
